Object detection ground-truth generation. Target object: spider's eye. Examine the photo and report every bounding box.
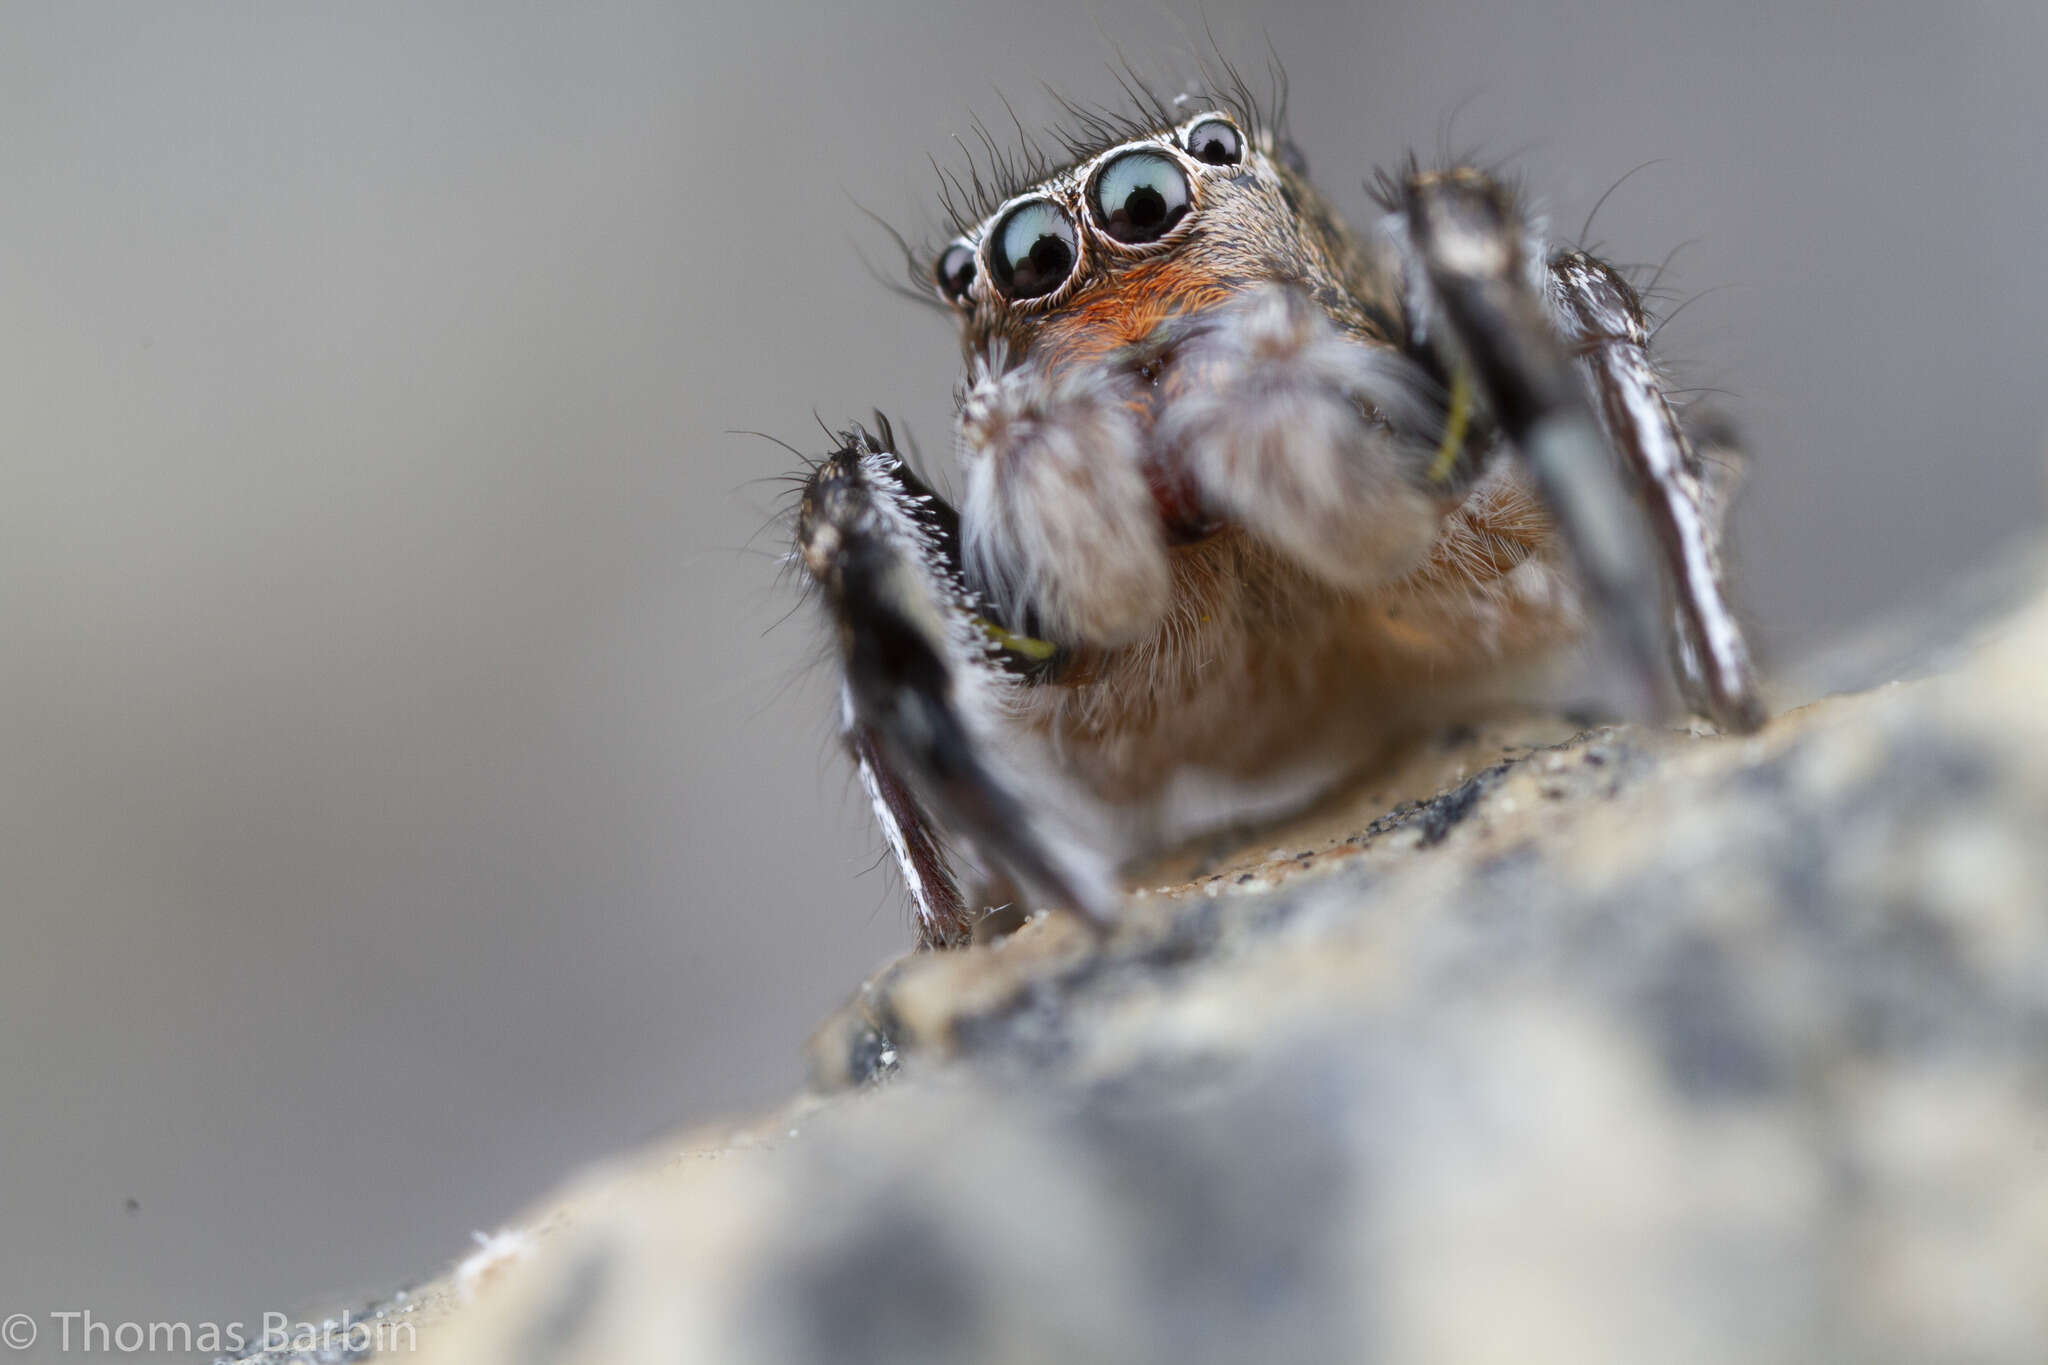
[1183,117,1243,167]
[935,242,977,303]
[1090,151,1193,245]
[988,199,1078,300]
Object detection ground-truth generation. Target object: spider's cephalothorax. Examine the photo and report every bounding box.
[795,91,1762,948]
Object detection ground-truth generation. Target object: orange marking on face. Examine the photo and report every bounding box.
[1029,257,1239,377]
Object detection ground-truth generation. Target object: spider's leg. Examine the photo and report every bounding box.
[797,426,1114,948]
[1396,169,1674,719]
[1550,252,1765,731]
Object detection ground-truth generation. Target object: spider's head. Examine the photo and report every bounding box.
[931,109,1381,375]
[924,111,1429,646]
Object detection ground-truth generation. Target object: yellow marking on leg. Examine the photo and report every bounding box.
[974,617,1058,661]
[1429,367,1473,484]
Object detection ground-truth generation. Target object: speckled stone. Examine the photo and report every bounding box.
[255,568,2048,1365]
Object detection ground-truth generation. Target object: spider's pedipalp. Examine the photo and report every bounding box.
[955,357,1171,648]
[1159,285,1446,592]
[797,427,1115,947]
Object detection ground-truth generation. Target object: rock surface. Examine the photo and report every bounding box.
[238,566,2048,1365]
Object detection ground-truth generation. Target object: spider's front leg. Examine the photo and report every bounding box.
[1396,169,1764,732]
[795,425,1115,949]
[1549,250,1765,731]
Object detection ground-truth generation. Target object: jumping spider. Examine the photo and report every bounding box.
[794,77,1763,949]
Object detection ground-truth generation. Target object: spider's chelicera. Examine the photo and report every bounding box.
[794,82,1763,949]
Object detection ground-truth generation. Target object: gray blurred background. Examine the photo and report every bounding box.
[3,0,2044,1352]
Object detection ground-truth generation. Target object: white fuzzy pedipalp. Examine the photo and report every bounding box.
[1160,286,1445,592]
[956,358,1171,647]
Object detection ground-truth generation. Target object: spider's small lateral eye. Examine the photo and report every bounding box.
[1090,150,1193,245]
[988,199,1078,300]
[935,242,977,303]
[1183,117,1243,167]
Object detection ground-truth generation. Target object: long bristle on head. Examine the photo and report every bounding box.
[921,47,1290,249]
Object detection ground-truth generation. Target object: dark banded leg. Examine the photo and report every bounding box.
[796,426,1114,948]
[1395,169,1764,731]
[1550,252,1764,732]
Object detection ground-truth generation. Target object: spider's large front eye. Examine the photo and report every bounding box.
[935,242,977,303]
[1182,117,1243,167]
[1090,151,1193,245]
[988,199,1078,299]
